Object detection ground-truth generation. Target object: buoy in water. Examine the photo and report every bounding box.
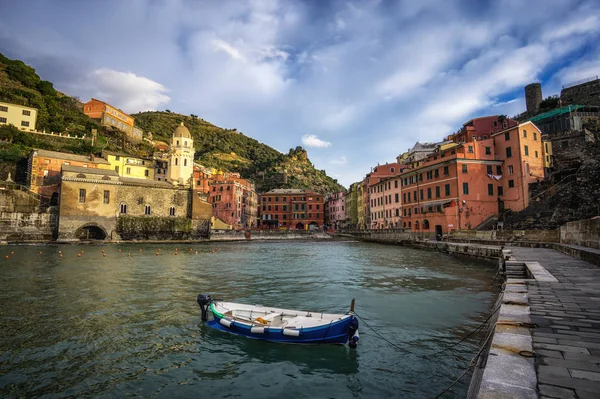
[128,253,132,256]
[103,254,106,257]
[5,255,8,259]
[139,249,142,252]
[156,252,159,256]
[39,251,43,255]
[118,249,122,253]
[10,251,14,255]
[77,254,81,257]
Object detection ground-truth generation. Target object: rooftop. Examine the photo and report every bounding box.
[33,149,111,165]
[61,165,119,176]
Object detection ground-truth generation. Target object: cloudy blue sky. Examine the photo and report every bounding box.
[1,0,599,187]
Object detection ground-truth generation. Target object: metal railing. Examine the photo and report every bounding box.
[562,75,599,89]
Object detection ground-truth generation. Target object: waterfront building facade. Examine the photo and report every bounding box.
[326,191,346,230]
[363,163,402,229]
[399,121,547,234]
[57,165,211,241]
[370,175,402,229]
[83,98,136,137]
[101,150,154,180]
[28,149,111,201]
[449,116,519,144]
[356,181,365,229]
[0,101,38,131]
[345,183,359,228]
[259,189,324,230]
[209,175,258,229]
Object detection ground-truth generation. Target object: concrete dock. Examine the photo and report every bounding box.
[510,246,600,399]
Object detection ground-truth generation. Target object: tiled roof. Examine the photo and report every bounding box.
[33,149,111,164]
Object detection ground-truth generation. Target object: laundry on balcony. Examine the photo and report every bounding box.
[487,174,502,180]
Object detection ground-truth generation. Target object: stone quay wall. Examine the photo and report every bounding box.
[0,210,58,243]
[560,217,600,249]
[210,230,331,241]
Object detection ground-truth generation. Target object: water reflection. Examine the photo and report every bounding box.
[0,241,499,399]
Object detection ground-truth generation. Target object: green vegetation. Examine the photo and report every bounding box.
[0,53,98,135]
[0,53,344,194]
[133,112,345,194]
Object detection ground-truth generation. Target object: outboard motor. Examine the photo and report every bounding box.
[197,294,212,321]
[348,316,359,349]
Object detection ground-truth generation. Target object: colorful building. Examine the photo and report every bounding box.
[0,101,38,131]
[27,149,112,201]
[450,115,519,144]
[83,98,135,137]
[363,163,402,229]
[399,121,547,235]
[345,183,359,228]
[370,175,402,229]
[326,191,346,229]
[259,189,324,230]
[209,175,258,229]
[356,181,365,229]
[101,150,154,180]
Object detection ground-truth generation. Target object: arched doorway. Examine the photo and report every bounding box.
[308,222,318,230]
[422,219,430,230]
[74,224,107,240]
[295,222,304,230]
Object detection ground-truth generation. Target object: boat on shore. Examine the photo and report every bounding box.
[197,294,360,348]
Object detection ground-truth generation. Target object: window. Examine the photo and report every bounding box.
[43,170,48,179]
[144,169,149,177]
[276,196,280,202]
[495,166,501,175]
[395,193,399,203]
[283,197,287,202]
[103,190,110,204]
[394,180,398,188]
[533,132,537,141]
[445,184,451,196]
[169,207,176,216]
[184,159,187,166]
[508,165,514,174]
[434,169,439,178]
[427,188,432,199]
[126,167,131,174]
[420,190,424,200]
[145,205,151,215]
[508,180,515,188]
[535,150,538,158]
[468,145,473,153]
[463,182,469,195]
[488,184,494,196]
[493,120,498,128]
[391,167,395,173]
[462,164,468,174]
[487,165,493,174]
[524,145,529,156]
[0,117,6,123]
[435,186,440,198]
[175,158,178,166]
[523,130,527,138]
[120,203,127,214]
[403,193,407,203]
[505,132,510,141]
[79,189,86,203]
[506,147,512,158]
[498,186,504,196]
[443,166,449,175]
[22,110,31,116]
[485,146,491,155]
[545,143,548,152]
[0,106,7,112]
[21,121,29,127]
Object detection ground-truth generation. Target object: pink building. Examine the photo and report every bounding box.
[326,191,346,229]
[370,175,403,229]
[451,116,519,144]
[363,163,402,229]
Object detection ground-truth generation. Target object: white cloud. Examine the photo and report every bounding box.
[89,68,170,113]
[329,156,347,165]
[211,38,247,61]
[302,134,332,148]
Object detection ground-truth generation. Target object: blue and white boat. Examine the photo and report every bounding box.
[197,294,360,348]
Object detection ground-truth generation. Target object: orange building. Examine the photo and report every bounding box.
[259,189,324,230]
[399,121,546,235]
[83,98,140,139]
[363,163,402,229]
[27,149,112,201]
[370,174,403,229]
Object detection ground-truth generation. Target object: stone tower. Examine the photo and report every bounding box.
[525,83,543,114]
[168,122,194,186]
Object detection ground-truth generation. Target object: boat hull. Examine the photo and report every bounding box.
[203,301,357,345]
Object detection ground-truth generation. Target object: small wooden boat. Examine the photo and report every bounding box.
[197,294,360,348]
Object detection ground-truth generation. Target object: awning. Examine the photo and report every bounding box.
[415,199,455,207]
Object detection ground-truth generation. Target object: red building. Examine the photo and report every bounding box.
[259,189,324,230]
[450,115,519,144]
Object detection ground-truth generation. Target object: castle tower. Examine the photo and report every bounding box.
[525,83,543,114]
[168,122,194,186]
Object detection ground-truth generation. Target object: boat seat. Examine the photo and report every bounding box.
[261,312,283,321]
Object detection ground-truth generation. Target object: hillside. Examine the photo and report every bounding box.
[0,53,344,194]
[133,111,345,194]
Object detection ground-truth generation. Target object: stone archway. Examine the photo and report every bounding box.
[308,222,318,230]
[74,223,107,240]
[295,222,305,230]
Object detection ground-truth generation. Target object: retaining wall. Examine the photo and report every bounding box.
[560,217,600,249]
[0,210,58,243]
[210,230,331,241]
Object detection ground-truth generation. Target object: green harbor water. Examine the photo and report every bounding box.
[0,241,500,398]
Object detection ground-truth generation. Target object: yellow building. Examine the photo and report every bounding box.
[0,101,38,131]
[211,216,232,230]
[542,136,553,170]
[101,150,155,180]
[356,181,365,229]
